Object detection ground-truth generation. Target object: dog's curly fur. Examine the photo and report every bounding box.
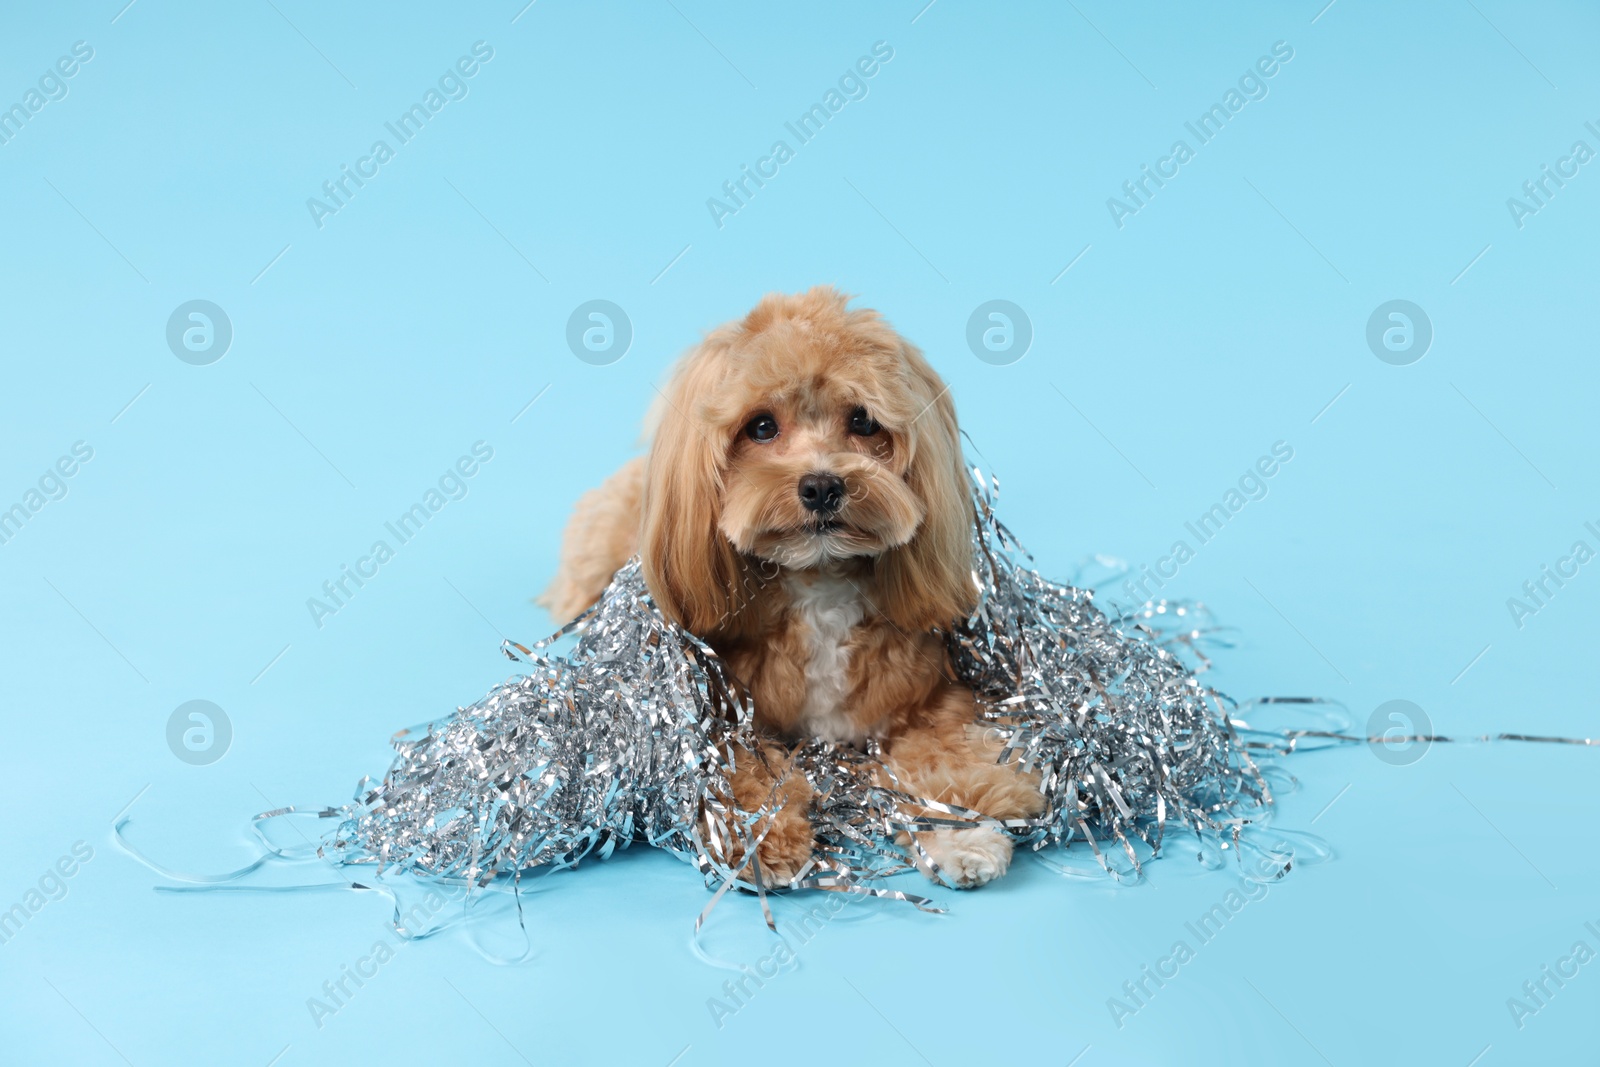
[541,287,1043,888]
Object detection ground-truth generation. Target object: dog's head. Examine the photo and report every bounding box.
[640,287,975,636]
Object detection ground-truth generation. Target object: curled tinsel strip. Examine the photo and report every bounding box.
[320,464,1278,907]
[324,566,754,887]
[947,468,1271,874]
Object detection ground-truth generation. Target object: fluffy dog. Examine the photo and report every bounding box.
[542,287,1043,888]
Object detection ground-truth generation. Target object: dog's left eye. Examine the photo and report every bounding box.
[744,413,779,442]
[847,407,880,436]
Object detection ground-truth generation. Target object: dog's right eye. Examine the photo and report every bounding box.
[744,414,779,442]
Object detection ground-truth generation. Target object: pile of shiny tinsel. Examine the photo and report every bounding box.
[319,466,1273,912]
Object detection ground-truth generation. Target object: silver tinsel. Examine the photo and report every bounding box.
[320,466,1277,912]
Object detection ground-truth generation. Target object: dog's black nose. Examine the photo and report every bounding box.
[797,473,845,514]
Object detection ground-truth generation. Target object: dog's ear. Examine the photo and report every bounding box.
[639,343,750,635]
[875,345,976,632]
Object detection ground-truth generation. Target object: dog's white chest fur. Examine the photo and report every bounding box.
[787,571,867,746]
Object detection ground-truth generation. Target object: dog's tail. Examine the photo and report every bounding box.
[537,455,645,622]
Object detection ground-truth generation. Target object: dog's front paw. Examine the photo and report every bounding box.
[917,827,1013,888]
[733,801,814,887]
[749,817,814,886]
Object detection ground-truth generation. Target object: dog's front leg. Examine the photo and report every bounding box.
[884,690,1044,888]
[705,742,815,886]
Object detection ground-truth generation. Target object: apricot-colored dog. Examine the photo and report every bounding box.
[543,287,1042,887]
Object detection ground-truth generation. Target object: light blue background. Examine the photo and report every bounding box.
[2,1,1596,1064]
